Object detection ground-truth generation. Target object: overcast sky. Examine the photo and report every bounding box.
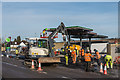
[2,2,118,41]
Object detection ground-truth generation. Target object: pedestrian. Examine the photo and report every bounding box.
[104,54,113,69]
[94,49,101,66]
[84,50,92,72]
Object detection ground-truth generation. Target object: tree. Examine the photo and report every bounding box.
[14,38,17,42]
[17,36,21,44]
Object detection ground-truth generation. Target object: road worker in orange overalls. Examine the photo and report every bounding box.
[84,50,92,72]
[71,49,76,64]
[94,49,101,66]
[75,45,81,63]
[79,49,85,62]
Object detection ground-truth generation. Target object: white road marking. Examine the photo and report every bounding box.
[42,72,47,74]
[2,62,26,69]
[62,76,68,78]
[38,71,47,74]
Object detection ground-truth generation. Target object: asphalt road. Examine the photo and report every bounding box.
[1,55,119,79]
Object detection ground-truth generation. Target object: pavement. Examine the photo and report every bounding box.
[1,53,120,79]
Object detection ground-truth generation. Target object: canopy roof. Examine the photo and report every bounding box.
[46,26,93,35]
[44,25,108,39]
[71,34,108,39]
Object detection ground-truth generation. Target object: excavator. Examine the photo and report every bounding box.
[23,22,70,67]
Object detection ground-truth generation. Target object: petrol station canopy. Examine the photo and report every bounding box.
[46,26,108,39]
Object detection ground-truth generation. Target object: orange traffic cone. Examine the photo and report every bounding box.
[31,60,35,69]
[104,64,107,75]
[37,61,43,71]
[100,63,103,73]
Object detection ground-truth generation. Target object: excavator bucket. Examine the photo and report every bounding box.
[38,57,61,63]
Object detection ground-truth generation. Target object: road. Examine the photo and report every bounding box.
[1,55,119,79]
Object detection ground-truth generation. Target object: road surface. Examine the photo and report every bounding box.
[1,55,119,79]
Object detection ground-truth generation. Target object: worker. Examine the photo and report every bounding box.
[43,30,46,37]
[94,49,101,66]
[71,49,76,64]
[84,50,92,72]
[65,49,69,66]
[80,49,85,62]
[104,54,113,69]
[16,49,18,57]
[76,45,80,63]
[75,46,78,62]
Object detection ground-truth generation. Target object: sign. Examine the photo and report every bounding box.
[6,38,10,42]
[45,28,47,31]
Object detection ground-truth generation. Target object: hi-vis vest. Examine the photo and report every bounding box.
[16,50,18,54]
[84,53,91,61]
[71,50,76,56]
[80,49,84,56]
[105,55,112,61]
[62,49,65,52]
[77,50,79,55]
[96,52,101,59]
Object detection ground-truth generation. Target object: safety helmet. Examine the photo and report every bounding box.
[94,49,97,52]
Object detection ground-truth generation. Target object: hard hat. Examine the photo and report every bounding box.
[94,49,96,51]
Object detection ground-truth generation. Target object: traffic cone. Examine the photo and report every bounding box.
[104,64,107,75]
[31,60,35,69]
[37,61,43,71]
[100,63,103,73]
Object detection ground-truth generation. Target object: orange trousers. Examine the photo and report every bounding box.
[72,54,76,64]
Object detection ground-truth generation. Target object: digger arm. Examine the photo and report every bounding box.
[48,22,70,57]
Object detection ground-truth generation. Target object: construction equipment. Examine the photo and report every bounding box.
[23,22,70,67]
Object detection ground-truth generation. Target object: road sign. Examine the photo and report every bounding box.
[6,38,10,42]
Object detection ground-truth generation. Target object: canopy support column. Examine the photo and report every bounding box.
[89,37,91,53]
[80,36,82,48]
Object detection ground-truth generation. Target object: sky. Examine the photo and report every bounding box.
[2,2,118,42]
[0,2,2,41]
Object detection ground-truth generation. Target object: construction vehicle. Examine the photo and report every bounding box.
[23,22,70,67]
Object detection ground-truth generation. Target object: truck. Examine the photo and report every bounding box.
[23,22,70,67]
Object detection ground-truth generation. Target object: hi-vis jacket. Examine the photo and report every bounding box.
[84,53,92,62]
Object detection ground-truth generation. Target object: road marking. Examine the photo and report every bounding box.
[62,76,68,78]
[2,62,26,69]
[38,71,47,74]
[42,72,47,74]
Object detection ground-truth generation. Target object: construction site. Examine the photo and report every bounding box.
[0,1,119,80]
[1,22,120,79]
